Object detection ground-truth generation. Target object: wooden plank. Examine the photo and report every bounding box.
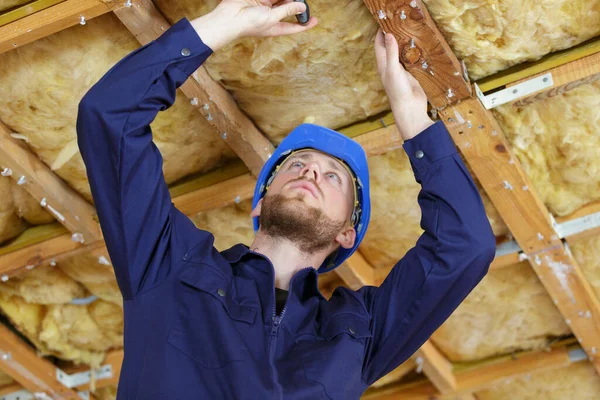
[113,0,274,177]
[477,36,600,92]
[510,51,600,107]
[413,341,457,394]
[0,382,21,396]
[555,201,600,245]
[0,0,122,55]
[0,0,65,28]
[0,324,79,399]
[0,122,102,243]
[362,0,471,108]
[363,345,573,399]
[439,97,600,375]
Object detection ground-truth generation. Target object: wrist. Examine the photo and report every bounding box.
[190,11,239,52]
[392,110,434,141]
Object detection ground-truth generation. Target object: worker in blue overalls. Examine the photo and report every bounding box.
[77,0,496,398]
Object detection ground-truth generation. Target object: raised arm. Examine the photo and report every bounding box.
[77,2,316,300]
[359,30,496,384]
[76,19,214,300]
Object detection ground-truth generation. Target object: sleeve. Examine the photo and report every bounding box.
[359,121,497,385]
[76,18,214,300]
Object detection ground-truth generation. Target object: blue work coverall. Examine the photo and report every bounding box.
[76,17,496,400]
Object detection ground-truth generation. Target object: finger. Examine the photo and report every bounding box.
[265,16,318,36]
[374,29,387,75]
[271,1,306,22]
[384,33,401,73]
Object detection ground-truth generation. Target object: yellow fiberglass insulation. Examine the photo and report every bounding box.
[570,236,600,302]
[494,81,600,217]
[0,263,123,364]
[430,262,570,361]
[423,0,600,79]
[0,12,235,208]
[154,0,388,142]
[476,362,600,399]
[0,175,54,245]
[360,149,507,269]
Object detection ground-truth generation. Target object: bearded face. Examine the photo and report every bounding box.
[259,191,346,254]
[253,150,357,254]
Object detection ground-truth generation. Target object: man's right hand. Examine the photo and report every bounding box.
[374,28,434,141]
[191,0,318,52]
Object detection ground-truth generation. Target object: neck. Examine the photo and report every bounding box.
[250,230,330,290]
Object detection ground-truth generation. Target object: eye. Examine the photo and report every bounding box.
[289,161,304,169]
[326,172,341,184]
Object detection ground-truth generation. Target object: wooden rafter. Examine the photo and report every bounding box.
[0,324,80,399]
[439,98,600,374]
[0,121,102,244]
[113,0,275,177]
[0,0,124,55]
[362,0,471,108]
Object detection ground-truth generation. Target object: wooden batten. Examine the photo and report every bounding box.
[362,0,471,108]
[0,122,102,244]
[0,324,80,399]
[0,0,123,55]
[439,97,600,375]
[113,0,274,177]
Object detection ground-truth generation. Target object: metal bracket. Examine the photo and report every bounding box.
[55,364,112,389]
[475,73,554,109]
[0,390,90,400]
[495,240,521,257]
[551,211,600,239]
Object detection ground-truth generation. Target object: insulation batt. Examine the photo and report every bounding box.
[423,0,600,79]
[430,262,570,361]
[475,362,600,399]
[494,81,600,217]
[0,12,235,234]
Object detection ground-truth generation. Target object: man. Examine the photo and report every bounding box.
[77,0,496,398]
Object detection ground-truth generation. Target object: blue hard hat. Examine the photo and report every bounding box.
[252,123,371,274]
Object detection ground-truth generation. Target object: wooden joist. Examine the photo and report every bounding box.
[362,0,471,108]
[439,98,600,374]
[0,0,123,55]
[113,0,275,177]
[0,324,80,399]
[0,122,102,244]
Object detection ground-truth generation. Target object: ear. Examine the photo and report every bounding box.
[250,198,264,219]
[335,225,356,250]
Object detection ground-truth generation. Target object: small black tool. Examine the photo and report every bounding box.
[293,0,310,25]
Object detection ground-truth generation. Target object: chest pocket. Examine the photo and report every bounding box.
[168,264,258,369]
[298,313,372,399]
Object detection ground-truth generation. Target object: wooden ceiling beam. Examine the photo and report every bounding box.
[0,0,124,55]
[362,0,471,108]
[113,0,274,177]
[0,121,103,244]
[439,97,600,375]
[0,324,80,399]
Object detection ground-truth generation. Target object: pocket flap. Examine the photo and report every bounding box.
[179,266,257,324]
[322,313,372,340]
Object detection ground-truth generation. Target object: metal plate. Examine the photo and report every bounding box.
[475,73,554,109]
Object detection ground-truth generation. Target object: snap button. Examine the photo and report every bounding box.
[348,326,356,335]
[415,150,424,159]
[217,288,226,297]
[181,48,191,56]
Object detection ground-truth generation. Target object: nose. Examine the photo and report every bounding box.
[300,162,320,182]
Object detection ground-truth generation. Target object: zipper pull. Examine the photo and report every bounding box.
[271,315,282,335]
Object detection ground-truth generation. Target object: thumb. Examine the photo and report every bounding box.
[271,2,306,22]
[384,33,400,72]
